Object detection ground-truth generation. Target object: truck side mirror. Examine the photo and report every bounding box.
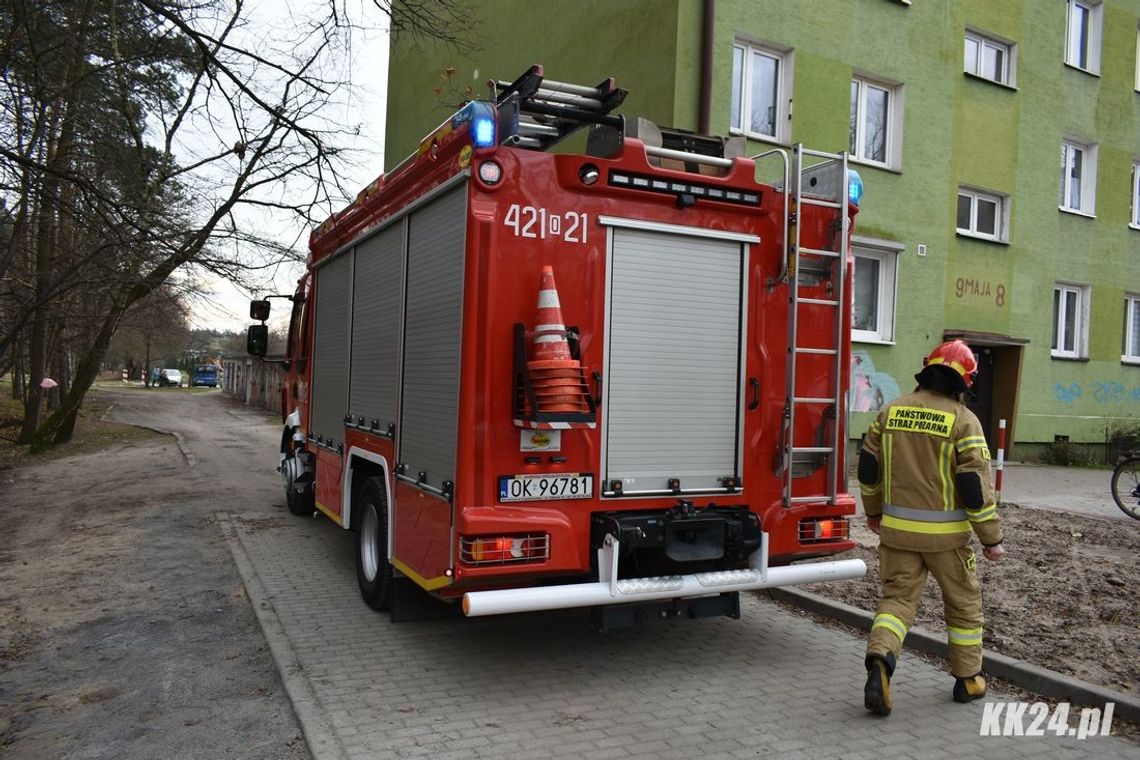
[250,299,271,320]
[247,324,268,357]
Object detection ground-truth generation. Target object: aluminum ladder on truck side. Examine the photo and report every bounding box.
[781,145,849,508]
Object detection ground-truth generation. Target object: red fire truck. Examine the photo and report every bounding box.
[249,65,866,628]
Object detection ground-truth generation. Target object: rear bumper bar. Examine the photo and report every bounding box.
[461,530,866,618]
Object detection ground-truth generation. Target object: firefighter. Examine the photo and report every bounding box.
[858,339,1005,716]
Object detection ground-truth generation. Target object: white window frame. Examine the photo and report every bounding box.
[730,39,793,144]
[1052,282,1090,359]
[1135,25,1140,91]
[964,28,1017,87]
[1064,0,1102,75]
[851,237,901,345]
[1059,138,1098,216]
[956,186,1009,242]
[1131,161,1140,230]
[1124,294,1140,364]
[849,74,903,171]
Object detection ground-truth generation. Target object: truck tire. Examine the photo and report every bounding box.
[355,477,393,610]
[281,429,314,516]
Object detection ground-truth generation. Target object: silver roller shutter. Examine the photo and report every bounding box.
[399,183,467,489]
[349,223,403,430]
[310,251,354,447]
[604,227,745,493]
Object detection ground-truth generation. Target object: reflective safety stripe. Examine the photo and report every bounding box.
[860,482,882,496]
[883,504,968,521]
[882,514,970,534]
[939,441,954,510]
[882,501,970,535]
[927,356,971,377]
[966,503,998,522]
[956,435,988,453]
[870,419,882,434]
[872,612,908,643]
[947,625,984,646]
[882,434,893,504]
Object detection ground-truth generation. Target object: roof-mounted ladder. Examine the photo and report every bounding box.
[490,64,627,151]
[781,145,850,508]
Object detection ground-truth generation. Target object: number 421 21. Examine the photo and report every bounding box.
[503,204,587,244]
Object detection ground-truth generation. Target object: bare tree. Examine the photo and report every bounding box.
[0,0,472,451]
[106,286,191,385]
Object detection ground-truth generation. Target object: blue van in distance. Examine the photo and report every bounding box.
[192,365,219,388]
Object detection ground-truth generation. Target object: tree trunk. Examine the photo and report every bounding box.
[29,309,120,452]
[16,306,48,444]
[17,0,93,445]
[144,332,152,387]
[11,335,25,401]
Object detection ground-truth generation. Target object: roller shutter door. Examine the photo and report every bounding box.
[349,223,403,431]
[310,251,353,447]
[604,227,745,494]
[399,184,467,490]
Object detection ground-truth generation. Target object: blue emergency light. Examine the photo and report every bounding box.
[470,102,496,148]
[848,169,864,207]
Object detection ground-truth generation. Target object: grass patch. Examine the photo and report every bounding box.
[0,377,166,468]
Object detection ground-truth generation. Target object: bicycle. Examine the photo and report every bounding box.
[1109,452,1140,520]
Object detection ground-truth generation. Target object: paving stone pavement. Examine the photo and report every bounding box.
[226,513,1137,760]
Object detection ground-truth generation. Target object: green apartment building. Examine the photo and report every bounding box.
[385,0,1140,458]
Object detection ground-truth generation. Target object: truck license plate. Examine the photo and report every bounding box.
[499,473,593,502]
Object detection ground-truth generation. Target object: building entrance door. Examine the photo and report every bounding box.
[943,331,1028,459]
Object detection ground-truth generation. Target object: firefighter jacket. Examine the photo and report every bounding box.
[859,388,1003,553]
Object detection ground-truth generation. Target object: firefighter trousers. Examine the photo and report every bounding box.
[866,544,984,677]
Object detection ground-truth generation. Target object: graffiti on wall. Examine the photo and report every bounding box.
[1053,381,1140,405]
[851,350,901,412]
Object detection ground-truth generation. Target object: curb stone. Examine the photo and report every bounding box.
[109,418,197,468]
[218,513,350,760]
[767,586,1140,724]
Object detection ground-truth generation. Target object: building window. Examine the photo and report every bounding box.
[850,75,901,170]
[957,186,1008,242]
[731,41,791,143]
[1132,161,1140,229]
[1052,283,1089,359]
[1124,295,1140,363]
[1060,139,1097,215]
[964,29,1015,86]
[851,239,900,344]
[1064,0,1102,74]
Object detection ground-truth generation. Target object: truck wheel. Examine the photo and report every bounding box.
[356,477,393,610]
[281,430,314,516]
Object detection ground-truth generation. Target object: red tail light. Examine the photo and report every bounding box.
[798,517,849,544]
[460,534,550,565]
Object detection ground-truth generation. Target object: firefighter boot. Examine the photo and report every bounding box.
[953,673,987,703]
[864,653,896,716]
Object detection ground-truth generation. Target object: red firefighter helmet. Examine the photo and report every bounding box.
[923,340,978,387]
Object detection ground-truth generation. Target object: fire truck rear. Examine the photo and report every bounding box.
[250,65,867,629]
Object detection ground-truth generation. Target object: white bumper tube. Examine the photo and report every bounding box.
[462,533,866,618]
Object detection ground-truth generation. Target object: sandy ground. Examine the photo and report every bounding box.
[0,390,309,759]
[803,505,1140,697]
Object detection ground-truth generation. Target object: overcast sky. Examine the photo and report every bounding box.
[191,0,390,334]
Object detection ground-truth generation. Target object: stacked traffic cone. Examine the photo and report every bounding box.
[527,266,590,414]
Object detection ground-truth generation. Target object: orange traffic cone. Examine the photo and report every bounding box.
[530,266,573,365]
[527,266,589,414]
